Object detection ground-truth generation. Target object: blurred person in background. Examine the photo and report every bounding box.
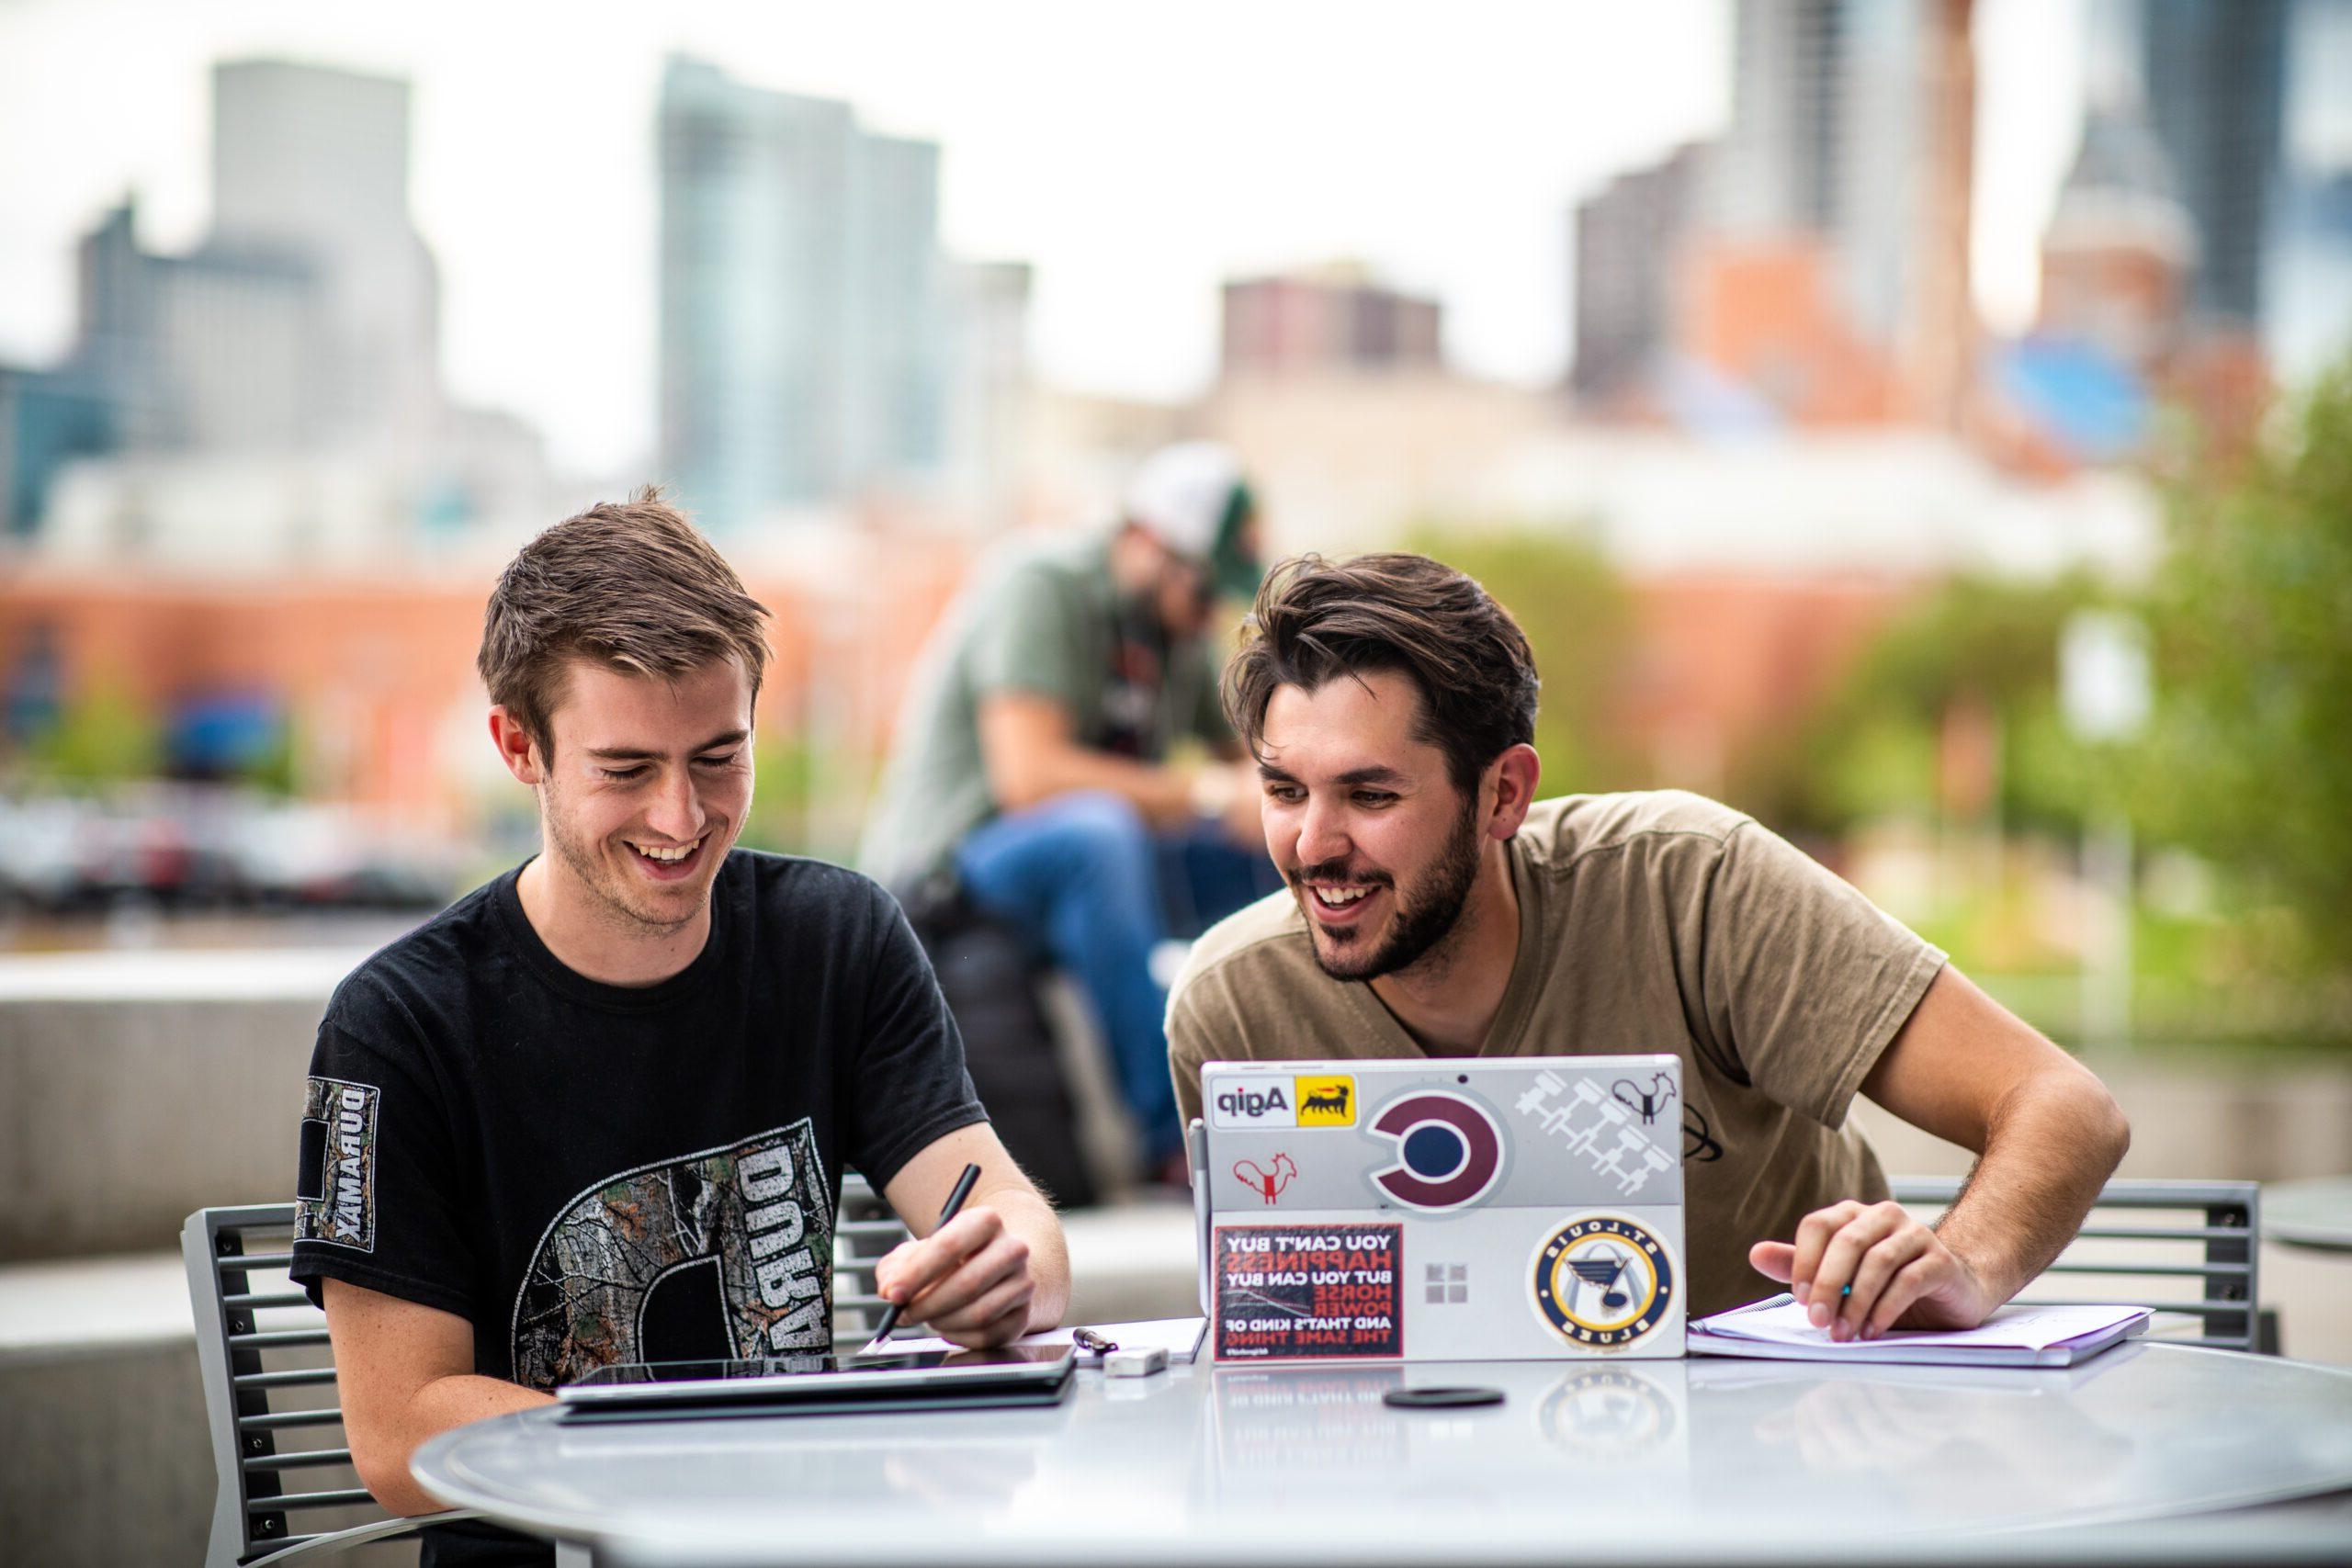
[861,441,1275,1182]
[291,491,1067,1566]
[1170,552,2131,1330]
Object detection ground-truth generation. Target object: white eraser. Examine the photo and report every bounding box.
[1103,1347,1168,1377]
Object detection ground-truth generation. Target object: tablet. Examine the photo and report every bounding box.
[556,1343,1076,1417]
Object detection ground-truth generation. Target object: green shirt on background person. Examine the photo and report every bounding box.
[859,534,1228,892]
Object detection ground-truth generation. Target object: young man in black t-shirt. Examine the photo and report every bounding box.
[290,490,1068,1563]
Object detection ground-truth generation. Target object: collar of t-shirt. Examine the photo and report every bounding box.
[488,856,737,1013]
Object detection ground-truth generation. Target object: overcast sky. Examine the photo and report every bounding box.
[0,0,2084,472]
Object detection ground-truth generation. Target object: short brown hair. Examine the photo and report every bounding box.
[1225,553,1540,791]
[477,486,772,755]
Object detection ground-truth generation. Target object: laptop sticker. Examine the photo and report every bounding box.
[1215,1224,1404,1360]
[1368,1090,1505,1211]
[1294,1075,1357,1126]
[1531,1213,1676,1349]
[1232,1154,1298,1206]
[1514,1069,1678,1196]
[1211,1077,1296,1129]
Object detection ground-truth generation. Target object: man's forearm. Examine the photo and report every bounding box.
[987,1181,1071,1332]
[1930,1068,2131,1301]
[362,1375,553,1517]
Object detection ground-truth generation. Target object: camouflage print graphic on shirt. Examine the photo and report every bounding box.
[508,1122,834,1391]
[295,1076,380,1252]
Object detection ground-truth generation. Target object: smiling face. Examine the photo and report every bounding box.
[503,656,756,944]
[1256,668,1494,982]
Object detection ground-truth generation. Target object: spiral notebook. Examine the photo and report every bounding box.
[1688,1294,2151,1367]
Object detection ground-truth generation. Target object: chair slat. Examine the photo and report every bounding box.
[233,1367,339,1390]
[2040,1260,2251,1279]
[220,1250,294,1273]
[2018,1296,2252,1316]
[224,1290,314,1310]
[243,1447,353,1472]
[239,1407,345,1432]
[249,1487,374,1512]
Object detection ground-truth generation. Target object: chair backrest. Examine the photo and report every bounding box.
[186,1179,917,1562]
[183,1203,398,1567]
[1890,1176,2263,1352]
[831,1171,914,1348]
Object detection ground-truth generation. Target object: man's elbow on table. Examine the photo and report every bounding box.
[345,1396,454,1517]
[324,1276,548,1517]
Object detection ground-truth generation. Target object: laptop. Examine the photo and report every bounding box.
[554,1344,1077,1423]
[1193,1055,1686,1362]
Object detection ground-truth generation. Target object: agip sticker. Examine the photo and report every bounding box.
[1210,1077,1297,1129]
[1293,1075,1357,1126]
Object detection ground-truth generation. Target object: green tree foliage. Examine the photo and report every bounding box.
[2139,365,2352,970]
[1742,575,2106,838]
[1401,523,1638,796]
[17,682,163,788]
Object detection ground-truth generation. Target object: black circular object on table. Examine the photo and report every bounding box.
[1384,1385,1505,1409]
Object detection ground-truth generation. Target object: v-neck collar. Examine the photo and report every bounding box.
[1336,835,1545,1058]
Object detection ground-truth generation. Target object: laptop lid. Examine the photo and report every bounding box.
[1195,1055,1686,1362]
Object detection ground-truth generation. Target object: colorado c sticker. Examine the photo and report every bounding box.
[1531,1214,1674,1348]
[1367,1090,1504,1210]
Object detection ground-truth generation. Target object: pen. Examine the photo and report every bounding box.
[854,1161,983,1358]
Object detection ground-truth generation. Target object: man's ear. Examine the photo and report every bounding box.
[488,707,544,786]
[1485,743,1542,840]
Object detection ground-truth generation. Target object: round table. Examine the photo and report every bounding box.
[413,1344,2352,1566]
[2265,1176,2352,1253]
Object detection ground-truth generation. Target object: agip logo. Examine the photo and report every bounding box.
[1367,1090,1504,1211]
[1530,1214,1674,1349]
[1294,1076,1356,1127]
[1211,1078,1295,1128]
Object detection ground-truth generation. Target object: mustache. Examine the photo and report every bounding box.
[1286,860,1393,890]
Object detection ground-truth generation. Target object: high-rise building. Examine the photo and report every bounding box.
[658,57,947,527]
[1714,0,1849,239]
[1702,0,1974,423]
[2267,0,2352,380]
[67,196,326,454]
[2132,0,2289,327]
[944,260,1033,508]
[209,60,443,443]
[1219,263,1443,378]
[1570,143,1710,404]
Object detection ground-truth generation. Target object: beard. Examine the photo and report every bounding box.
[1293,790,1484,983]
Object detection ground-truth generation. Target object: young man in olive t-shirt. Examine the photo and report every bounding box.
[1166,552,2131,1330]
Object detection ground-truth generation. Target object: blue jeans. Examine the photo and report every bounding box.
[955,792,1277,1165]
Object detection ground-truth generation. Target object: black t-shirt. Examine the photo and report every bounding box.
[289,847,987,1387]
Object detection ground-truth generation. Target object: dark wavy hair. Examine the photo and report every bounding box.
[1224,552,1541,791]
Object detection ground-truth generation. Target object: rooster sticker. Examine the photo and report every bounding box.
[1234,1154,1298,1206]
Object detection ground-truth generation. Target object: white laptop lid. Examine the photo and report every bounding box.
[1194,1055,1686,1362]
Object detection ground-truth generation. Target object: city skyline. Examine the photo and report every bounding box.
[0,0,2105,473]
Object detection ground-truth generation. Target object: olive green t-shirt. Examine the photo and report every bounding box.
[1165,790,1947,1319]
[858,534,1227,891]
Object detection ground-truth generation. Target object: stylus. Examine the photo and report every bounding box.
[854,1161,983,1357]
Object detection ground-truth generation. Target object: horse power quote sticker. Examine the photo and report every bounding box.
[1215,1224,1403,1360]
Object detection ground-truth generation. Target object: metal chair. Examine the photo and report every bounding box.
[831,1171,915,1348]
[187,1178,917,1564]
[183,1202,478,1567]
[1890,1177,2268,1352]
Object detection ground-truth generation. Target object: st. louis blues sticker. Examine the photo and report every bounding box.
[1530,1213,1673,1348]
